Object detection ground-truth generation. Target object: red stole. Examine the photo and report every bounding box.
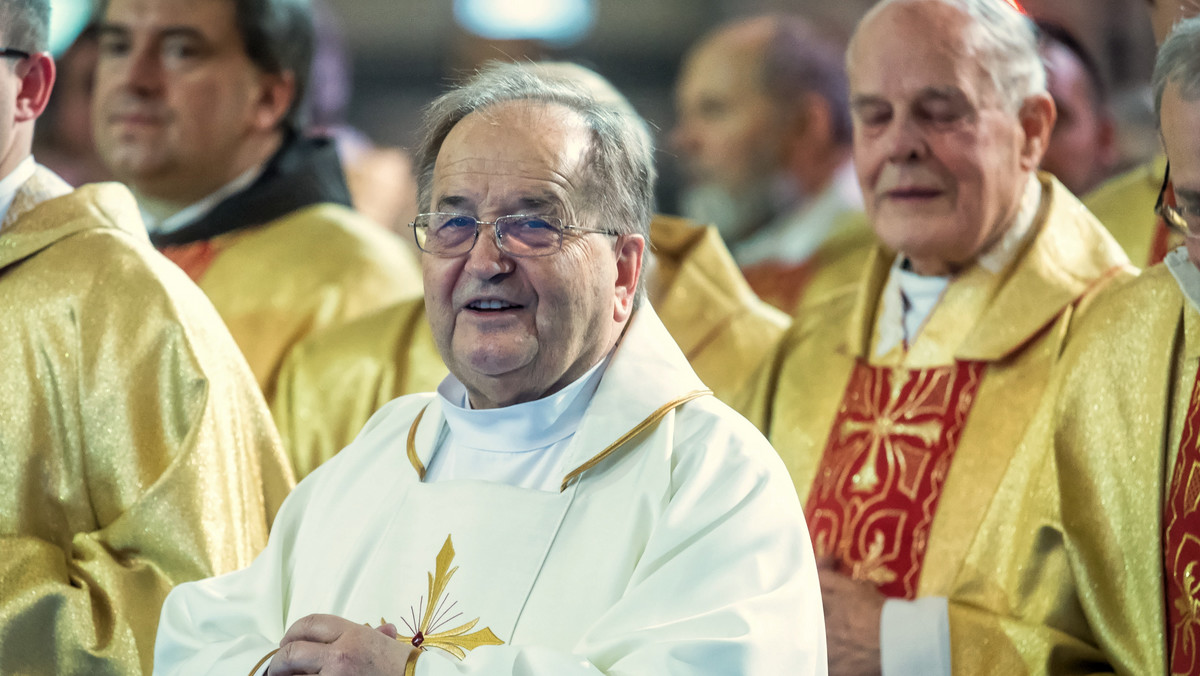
[741,260,815,314]
[158,240,222,283]
[1166,363,1200,674]
[806,359,986,599]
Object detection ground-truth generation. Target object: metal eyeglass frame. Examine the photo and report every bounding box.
[409,212,618,258]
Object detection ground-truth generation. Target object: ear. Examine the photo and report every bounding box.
[612,233,645,323]
[13,52,55,124]
[1017,92,1056,172]
[251,70,296,132]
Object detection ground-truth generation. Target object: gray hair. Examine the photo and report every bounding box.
[414,60,656,305]
[2,0,50,52]
[1153,16,1200,122]
[852,0,1046,113]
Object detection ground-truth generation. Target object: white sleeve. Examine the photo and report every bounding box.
[880,596,952,676]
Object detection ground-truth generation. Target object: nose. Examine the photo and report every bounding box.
[461,222,515,280]
[883,114,928,164]
[116,43,165,97]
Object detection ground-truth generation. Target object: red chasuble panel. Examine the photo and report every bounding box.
[159,241,221,283]
[1166,364,1200,675]
[805,360,986,599]
[741,260,815,314]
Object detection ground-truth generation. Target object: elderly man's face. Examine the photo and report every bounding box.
[848,1,1045,275]
[1160,82,1200,268]
[671,29,788,197]
[422,100,642,409]
[93,0,283,204]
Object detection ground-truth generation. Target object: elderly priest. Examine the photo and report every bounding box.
[739,0,1133,673]
[153,62,827,676]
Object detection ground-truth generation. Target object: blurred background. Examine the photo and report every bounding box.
[37,0,1159,216]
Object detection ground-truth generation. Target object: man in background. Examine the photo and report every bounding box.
[1037,20,1119,196]
[91,0,421,402]
[672,14,872,313]
[0,0,293,672]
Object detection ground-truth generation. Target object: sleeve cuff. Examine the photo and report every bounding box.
[879,596,952,676]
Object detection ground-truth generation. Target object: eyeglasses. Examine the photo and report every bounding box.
[0,48,30,60]
[1155,163,1193,236]
[410,212,617,258]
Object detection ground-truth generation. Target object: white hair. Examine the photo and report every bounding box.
[851,0,1046,112]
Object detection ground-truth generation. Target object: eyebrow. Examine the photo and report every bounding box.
[851,86,966,109]
[97,23,210,43]
[434,192,563,214]
[1175,187,1200,207]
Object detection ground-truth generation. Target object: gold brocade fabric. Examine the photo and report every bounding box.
[1166,363,1200,675]
[0,168,294,675]
[740,173,1135,673]
[1052,263,1197,675]
[1085,154,1183,266]
[167,203,423,403]
[273,214,788,480]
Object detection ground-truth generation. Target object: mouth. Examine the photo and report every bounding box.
[464,298,524,313]
[884,186,944,200]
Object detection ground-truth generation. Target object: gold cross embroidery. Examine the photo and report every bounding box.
[838,371,945,494]
[390,535,504,660]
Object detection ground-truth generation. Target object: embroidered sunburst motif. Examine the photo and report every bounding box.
[386,535,504,660]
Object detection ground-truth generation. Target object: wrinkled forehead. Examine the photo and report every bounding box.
[431,101,593,209]
[848,2,991,102]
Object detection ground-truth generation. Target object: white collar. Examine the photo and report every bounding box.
[0,156,38,233]
[1167,246,1200,316]
[435,356,609,453]
[140,162,264,236]
[875,174,1041,356]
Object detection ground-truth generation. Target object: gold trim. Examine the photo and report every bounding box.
[404,647,421,676]
[247,648,279,676]
[407,406,428,479]
[560,389,713,491]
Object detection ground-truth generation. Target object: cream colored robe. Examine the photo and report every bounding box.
[0,167,294,675]
[155,309,827,676]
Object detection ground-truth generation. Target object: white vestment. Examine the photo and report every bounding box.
[153,309,827,675]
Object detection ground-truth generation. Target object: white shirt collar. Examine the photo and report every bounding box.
[435,356,609,453]
[874,174,1041,357]
[140,162,264,235]
[1167,246,1200,316]
[0,156,38,233]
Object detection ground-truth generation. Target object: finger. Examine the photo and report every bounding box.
[265,640,324,676]
[377,623,398,639]
[279,613,348,647]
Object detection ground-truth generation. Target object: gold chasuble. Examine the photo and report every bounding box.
[1085,154,1181,266]
[1051,262,1200,675]
[740,211,875,314]
[159,204,421,402]
[273,214,788,480]
[741,174,1134,672]
[0,167,294,674]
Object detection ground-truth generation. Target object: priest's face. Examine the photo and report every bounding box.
[847,1,1049,276]
[1159,82,1200,268]
[92,0,288,204]
[422,100,643,410]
